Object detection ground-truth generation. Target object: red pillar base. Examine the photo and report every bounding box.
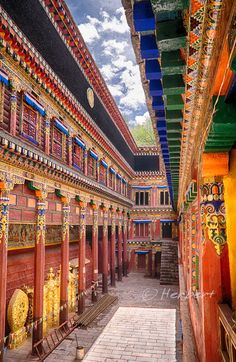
[59,302,68,325]
[102,274,108,294]
[110,268,116,287]
[123,261,128,277]
[118,264,123,281]
[91,288,98,303]
[32,322,43,355]
[78,294,85,314]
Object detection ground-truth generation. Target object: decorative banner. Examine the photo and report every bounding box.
[201,182,226,255]
[133,220,151,224]
[132,186,152,190]
[74,136,86,149]
[24,93,46,116]
[116,174,122,180]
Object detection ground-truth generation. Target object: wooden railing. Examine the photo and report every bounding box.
[218,304,236,361]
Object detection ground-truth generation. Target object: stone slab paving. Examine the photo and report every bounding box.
[83,306,176,362]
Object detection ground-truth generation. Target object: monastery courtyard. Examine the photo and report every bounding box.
[4,273,183,362]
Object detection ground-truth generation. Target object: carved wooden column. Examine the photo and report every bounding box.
[59,197,70,324]
[91,205,98,302]
[45,118,51,155]
[9,88,17,136]
[32,188,47,352]
[110,210,116,287]
[84,150,88,176]
[123,214,128,277]
[78,205,86,314]
[67,133,73,167]
[102,207,108,293]
[127,213,131,240]
[0,181,12,362]
[117,212,123,282]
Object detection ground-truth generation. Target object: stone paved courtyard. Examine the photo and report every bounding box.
[83,307,176,362]
[4,273,182,361]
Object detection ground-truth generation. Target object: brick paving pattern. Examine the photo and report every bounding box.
[83,307,176,362]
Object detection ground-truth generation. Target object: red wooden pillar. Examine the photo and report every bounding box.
[9,89,17,136]
[59,197,70,324]
[0,185,10,362]
[45,118,51,155]
[78,206,86,314]
[123,215,128,277]
[92,206,98,302]
[110,212,116,287]
[32,189,46,353]
[127,214,131,240]
[67,135,73,167]
[84,150,88,176]
[117,213,123,282]
[102,208,108,293]
[156,219,160,239]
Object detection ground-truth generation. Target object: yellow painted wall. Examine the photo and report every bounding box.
[223,149,236,309]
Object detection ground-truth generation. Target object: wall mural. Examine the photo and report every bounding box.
[8,224,80,249]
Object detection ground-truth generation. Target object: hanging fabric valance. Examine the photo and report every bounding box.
[109,167,116,174]
[74,136,86,149]
[24,93,46,116]
[0,69,9,86]
[54,118,69,136]
[89,150,98,160]
[101,160,108,168]
[132,186,152,190]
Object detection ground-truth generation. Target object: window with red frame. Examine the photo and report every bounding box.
[99,163,107,185]
[116,178,121,193]
[52,127,63,159]
[135,223,149,237]
[109,171,114,189]
[88,155,97,179]
[73,143,84,171]
[22,104,38,143]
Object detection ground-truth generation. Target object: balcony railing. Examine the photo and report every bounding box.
[219,304,236,361]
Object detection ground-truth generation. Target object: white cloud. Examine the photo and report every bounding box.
[100,64,117,81]
[135,111,150,125]
[108,84,123,97]
[78,22,100,44]
[102,39,127,57]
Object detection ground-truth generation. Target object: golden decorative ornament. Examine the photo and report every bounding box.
[7,289,29,349]
[87,87,94,108]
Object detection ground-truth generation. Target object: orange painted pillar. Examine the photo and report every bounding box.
[0,186,10,362]
[117,214,123,282]
[110,212,116,287]
[123,215,128,277]
[32,189,46,353]
[102,209,108,293]
[78,206,86,314]
[92,207,98,302]
[200,179,226,362]
[59,198,70,324]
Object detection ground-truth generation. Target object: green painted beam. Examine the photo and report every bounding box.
[156,19,186,51]
[166,110,183,122]
[213,96,236,124]
[166,95,184,110]
[166,122,182,131]
[163,75,185,95]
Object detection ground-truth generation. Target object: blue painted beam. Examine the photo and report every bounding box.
[152,96,164,110]
[133,1,155,32]
[141,35,159,59]
[149,80,163,96]
[145,60,162,80]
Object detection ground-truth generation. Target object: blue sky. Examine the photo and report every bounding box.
[65,0,149,127]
